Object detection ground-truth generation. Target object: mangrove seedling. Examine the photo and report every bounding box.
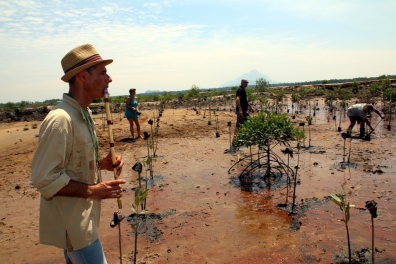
[305,116,313,147]
[291,93,300,117]
[281,147,294,204]
[130,187,149,264]
[215,115,220,137]
[233,112,303,207]
[228,121,232,150]
[305,115,313,126]
[292,128,305,210]
[341,133,348,163]
[132,162,143,189]
[109,211,125,264]
[329,192,355,264]
[299,122,306,148]
[365,200,378,264]
[143,132,154,181]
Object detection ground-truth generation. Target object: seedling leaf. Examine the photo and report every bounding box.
[329,193,342,207]
[345,203,350,223]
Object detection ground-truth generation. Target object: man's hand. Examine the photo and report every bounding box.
[100,152,124,176]
[89,179,126,199]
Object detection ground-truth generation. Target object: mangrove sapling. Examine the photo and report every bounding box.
[291,93,299,118]
[109,211,125,264]
[292,129,305,211]
[365,200,378,264]
[148,119,158,157]
[305,116,312,147]
[233,112,303,203]
[132,162,143,189]
[333,110,338,131]
[215,115,220,137]
[143,131,154,182]
[329,192,355,264]
[208,102,212,125]
[130,187,149,264]
[281,148,294,204]
[347,137,352,163]
[337,100,348,132]
[227,121,232,150]
[341,133,347,163]
[383,87,396,130]
[299,122,306,148]
[387,101,392,130]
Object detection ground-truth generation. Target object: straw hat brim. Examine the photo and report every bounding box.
[61,59,113,82]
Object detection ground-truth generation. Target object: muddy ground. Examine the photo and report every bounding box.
[0,98,395,264]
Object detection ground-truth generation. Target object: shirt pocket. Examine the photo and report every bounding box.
[67,126,93,182]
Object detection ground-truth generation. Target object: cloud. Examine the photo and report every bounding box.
[0,0,395,103]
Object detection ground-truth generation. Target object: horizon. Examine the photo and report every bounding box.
[1,0,395,103]
[0,74,396,105]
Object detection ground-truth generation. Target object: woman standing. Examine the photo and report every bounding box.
[125,88,143,139]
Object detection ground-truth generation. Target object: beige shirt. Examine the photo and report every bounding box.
[31,94,101,250]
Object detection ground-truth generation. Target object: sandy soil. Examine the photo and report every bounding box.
[0,100,395,264]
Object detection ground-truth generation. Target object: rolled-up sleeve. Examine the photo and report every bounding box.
[32,110,72,199]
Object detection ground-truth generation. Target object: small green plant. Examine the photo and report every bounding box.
[143,155,153,182]
[305,115,313,125]
[255,77,269,93]
[130,187,149,264]
[368,82,382,99]
[329,192,355,264]
[292,128,305,210]
[233,112,304,207]
[291,93,300,116]
[365,200,378,264]
[351,81,360,94]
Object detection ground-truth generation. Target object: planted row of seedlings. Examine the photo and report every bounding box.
[125,110,164,264]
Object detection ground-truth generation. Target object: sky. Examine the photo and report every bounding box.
[0,0,395,103]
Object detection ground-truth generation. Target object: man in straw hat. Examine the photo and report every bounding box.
[32,44,125,264]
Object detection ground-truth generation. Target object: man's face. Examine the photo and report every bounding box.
[241,80,249,88]
[86,63,112,99]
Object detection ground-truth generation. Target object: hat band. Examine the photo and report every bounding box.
[64,54,103,74]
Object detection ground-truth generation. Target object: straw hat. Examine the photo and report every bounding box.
[61,44,113,82]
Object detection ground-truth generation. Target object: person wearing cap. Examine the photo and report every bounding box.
[346,103,384,138]
[230,79,255,151]
[235,78,255,128]
[125,88,143,139]
[31,44,125,264]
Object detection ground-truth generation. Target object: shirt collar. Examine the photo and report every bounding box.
[62,93,91,122]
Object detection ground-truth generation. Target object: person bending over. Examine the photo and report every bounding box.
[346,103,384,138]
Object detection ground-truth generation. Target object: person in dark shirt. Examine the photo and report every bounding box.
[229,78,255,152]
[235,78,255,128]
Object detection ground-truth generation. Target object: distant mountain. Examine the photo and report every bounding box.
[221,69,277,87]
[144,90,162,94]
